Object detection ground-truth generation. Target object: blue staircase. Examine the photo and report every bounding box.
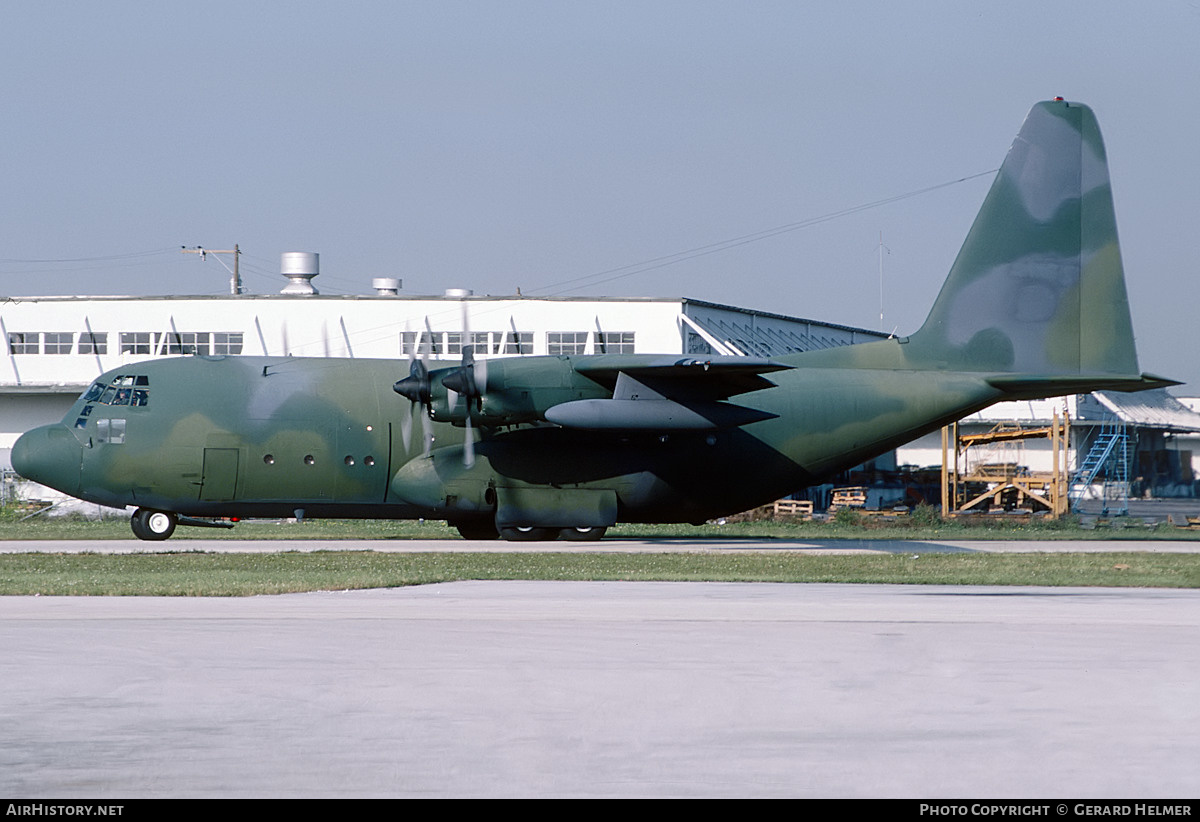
[1069,417,1132,516]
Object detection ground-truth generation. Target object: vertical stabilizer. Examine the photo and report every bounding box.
[910,100,1142,380]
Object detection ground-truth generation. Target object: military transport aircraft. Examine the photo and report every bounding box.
[12,100,1176,541]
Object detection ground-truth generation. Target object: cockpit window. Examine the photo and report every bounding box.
[82,375,150,407]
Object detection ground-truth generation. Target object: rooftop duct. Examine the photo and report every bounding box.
[280,252,319,295]
[373,277,401,296]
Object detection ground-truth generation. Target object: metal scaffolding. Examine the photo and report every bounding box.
[941,412,1070,519]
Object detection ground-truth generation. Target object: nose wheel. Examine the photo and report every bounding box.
[131,508,177,541]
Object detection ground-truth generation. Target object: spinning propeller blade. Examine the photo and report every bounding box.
[393,320,435,454]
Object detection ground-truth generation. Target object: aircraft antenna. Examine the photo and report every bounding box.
[877,231,891,332]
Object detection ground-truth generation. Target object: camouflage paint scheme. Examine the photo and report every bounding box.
[11,101,1175,540]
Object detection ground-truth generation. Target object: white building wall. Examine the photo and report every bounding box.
[1,294,687,388]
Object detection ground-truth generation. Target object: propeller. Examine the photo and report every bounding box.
[394,356,431,405]
[392,322,435,454]
[440,345,484,408]
[440,301,488,468]
[393,307,489,467]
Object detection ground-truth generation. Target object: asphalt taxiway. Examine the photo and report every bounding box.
[2,538,1198,798]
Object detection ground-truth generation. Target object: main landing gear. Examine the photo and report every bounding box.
[129,508,234,540]
[129,511,606,543]
[130,508,177,541]
[453,522,608,541]
[498,526,608,541]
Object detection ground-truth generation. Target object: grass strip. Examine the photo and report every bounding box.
[1,550,1198,596]
[3,516,1200,542]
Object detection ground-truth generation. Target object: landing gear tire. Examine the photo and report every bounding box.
[558,526,607,541]
[499,526,558,542]
[454,520,500,540]
[131,508,177,541]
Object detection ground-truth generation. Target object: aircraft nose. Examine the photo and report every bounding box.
[11,424,82,496]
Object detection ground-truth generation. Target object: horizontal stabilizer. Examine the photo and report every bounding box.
[986,372,1181,398]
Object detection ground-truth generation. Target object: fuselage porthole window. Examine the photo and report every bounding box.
[96,418,126,444]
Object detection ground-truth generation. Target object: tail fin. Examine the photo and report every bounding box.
[909,100,1174,393]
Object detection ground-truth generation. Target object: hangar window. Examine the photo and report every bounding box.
[594,332,635,354]
[502,332,533,355]
[404,330,529,357]
[401,330,443,356]
[466,331,491,354]
[212,332,243,355]
[163,332,210,355]
[400,331,419,355]
[7,332,39,355]
[78,332,107,355]
[120,332,152,355]
[548,332,589,355]
[42,332,75,354]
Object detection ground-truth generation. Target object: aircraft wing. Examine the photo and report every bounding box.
[546,356,791,431]
[571,355,790,400]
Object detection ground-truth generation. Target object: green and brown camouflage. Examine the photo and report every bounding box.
[11,100,1176,541]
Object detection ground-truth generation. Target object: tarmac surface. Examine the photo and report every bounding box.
[2,537,1199,798]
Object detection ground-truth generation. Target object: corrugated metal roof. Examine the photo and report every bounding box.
[1086,389,1200,432]
[957,390,1200,433]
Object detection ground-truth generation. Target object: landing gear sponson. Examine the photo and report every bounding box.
[128,508,606,542]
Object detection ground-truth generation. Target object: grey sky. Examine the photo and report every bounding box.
[3,1,1198,388]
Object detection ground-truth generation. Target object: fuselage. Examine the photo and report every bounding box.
[12,346,1007,527]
